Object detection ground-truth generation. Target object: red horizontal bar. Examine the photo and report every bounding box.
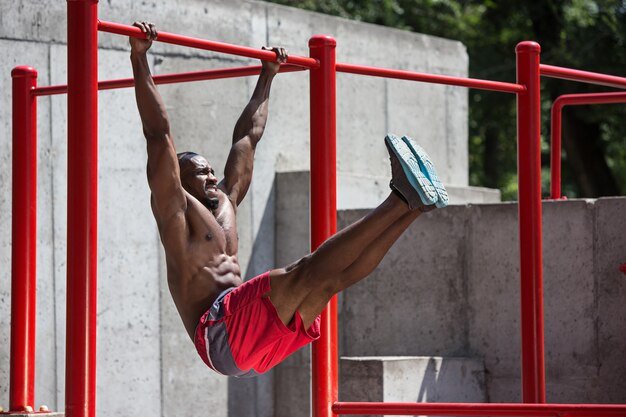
[32,64,305,96]
[333,402,626,416]
[541,64,626,89]
[97,20,319,69]
[336,62,525,94]
[550,92,626,199]
[553,91,626,108]
[32,84,68,96]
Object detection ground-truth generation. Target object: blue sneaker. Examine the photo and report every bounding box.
[401,136,449,208]
[384,134,437,210]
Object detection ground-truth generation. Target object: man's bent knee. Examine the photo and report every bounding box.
[271,255,314,304]
[282,254,338,297]
[275,255,341,328]
[298,255,341,298]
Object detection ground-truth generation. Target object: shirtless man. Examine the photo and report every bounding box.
[131,21,448,377]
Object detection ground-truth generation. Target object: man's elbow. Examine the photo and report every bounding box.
[249,126,265,144]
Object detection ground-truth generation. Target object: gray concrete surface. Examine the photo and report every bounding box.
[340,356,486,413]
[594,198,626,402]
[0,1,470,417]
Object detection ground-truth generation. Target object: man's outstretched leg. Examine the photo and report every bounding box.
[268,135,448,329]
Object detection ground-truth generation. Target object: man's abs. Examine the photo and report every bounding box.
[167,254,243,339]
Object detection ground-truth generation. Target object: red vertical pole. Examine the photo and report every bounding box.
[550,101,563,199]
[515,41,546,404]
[66,2,98,417]
[10,66,38,413]
[309,35,338,417]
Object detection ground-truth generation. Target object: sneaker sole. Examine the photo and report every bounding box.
[385,134,437,206]
[401,136,449,208]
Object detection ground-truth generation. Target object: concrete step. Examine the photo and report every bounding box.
[340,356,486,417]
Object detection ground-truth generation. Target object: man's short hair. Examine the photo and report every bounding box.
[177,151,200,167]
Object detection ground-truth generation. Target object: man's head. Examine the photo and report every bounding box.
[178,151,219,210]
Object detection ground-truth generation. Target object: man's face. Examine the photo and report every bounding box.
[180,155,219,209]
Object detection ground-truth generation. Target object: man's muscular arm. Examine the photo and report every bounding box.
[131,22,187,229]
[219,47,287,206]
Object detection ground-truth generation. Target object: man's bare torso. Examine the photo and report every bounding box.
[153,188,242,339]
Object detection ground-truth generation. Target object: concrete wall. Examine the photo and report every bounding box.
[0,1,469,416]
[340,197,626,404]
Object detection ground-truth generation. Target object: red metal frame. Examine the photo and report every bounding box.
[333,402,626,416]
[309,35,338,417]
[98,20,318,69]
[10,66,38,413]
[65,2,99,417]
[515,41,546,404]
[550,92,626,199]
[336,62,524,93]
[8,3,626,417]
[541,64,626,89]
[32,64,305,97]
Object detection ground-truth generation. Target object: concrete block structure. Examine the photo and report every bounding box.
[340,356,486,406]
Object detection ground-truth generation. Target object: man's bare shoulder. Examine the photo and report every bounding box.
[150,192,192,248]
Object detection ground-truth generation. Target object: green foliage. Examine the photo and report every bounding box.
[269,0,626,200]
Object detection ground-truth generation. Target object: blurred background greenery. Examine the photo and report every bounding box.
[268,0,626,200]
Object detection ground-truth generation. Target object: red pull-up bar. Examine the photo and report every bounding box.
[33,64,305,97]
[541,64,626,90]
[336,62,525,94]
[97,20,319,69]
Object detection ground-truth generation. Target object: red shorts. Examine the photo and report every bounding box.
[194,271,321,377]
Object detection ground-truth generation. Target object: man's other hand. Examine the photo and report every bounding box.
[130,21,157,55]
[261,46,288,76]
